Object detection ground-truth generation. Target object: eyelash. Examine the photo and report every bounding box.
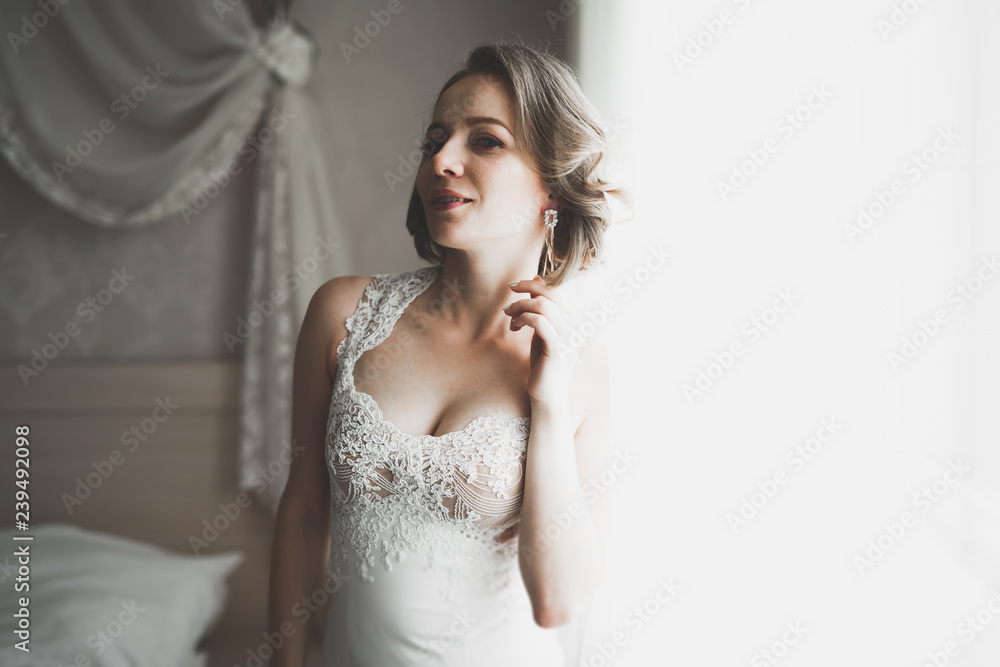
[419,136,503,156]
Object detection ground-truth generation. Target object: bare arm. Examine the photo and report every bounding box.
[518,338,612,627]
[267,276,367,667]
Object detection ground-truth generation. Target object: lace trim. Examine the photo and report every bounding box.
[325,267,532,603]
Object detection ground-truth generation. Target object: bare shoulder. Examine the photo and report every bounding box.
[301,275,374,382]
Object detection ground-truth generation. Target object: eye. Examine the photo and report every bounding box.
[419,134,504,157]
[476,136,504,149]
[419,138,443,156]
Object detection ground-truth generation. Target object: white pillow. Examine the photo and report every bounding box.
[0,523,242,667]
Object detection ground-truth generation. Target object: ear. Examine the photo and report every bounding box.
[546,193,562,213]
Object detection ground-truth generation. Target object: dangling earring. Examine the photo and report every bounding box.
[542,208,558,278]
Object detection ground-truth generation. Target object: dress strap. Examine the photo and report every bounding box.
[335,265,441,372]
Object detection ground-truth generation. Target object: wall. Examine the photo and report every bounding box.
[0,0,571,363]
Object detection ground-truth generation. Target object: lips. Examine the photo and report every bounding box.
[431,190,472,204]
[429,189,472,211]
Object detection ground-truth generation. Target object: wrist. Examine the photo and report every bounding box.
[529,395,572,418]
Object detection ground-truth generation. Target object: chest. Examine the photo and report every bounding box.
[350,323,531,439]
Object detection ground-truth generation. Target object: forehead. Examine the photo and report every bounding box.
[431,73,515,127]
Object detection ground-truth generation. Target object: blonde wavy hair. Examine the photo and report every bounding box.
[404,40,630,287]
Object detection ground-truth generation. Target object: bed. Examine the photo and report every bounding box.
[0,360,324,666]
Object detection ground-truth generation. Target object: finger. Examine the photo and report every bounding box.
[508,275,551,297]
[508,278,576,323]
[506,296,569,335]
[510,312,560,348]
[512,311,579,364]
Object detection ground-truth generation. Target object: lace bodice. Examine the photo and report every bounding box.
[324,265,532,601]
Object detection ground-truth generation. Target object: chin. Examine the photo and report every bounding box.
[426,215,467,237]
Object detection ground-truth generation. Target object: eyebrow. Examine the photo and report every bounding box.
[426,116,512,136]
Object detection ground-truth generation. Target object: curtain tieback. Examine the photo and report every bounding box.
[251,19,317,88]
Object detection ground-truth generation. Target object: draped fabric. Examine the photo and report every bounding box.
[0,0,350,513]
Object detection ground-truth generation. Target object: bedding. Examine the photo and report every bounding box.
[0,523,242,667]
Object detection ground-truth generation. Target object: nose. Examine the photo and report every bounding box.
[429,136,464,178]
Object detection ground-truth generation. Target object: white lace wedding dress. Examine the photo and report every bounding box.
[321,265,566,666]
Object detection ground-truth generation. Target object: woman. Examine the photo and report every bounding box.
[268,41,626,667]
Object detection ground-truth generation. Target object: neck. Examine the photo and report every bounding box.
[429,250,542,343]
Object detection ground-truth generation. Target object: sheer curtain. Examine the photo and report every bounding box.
[0,0,351,513]
[573,0,999,663]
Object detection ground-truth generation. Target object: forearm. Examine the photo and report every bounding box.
[268,499,331,667]
[518,399,603,627]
